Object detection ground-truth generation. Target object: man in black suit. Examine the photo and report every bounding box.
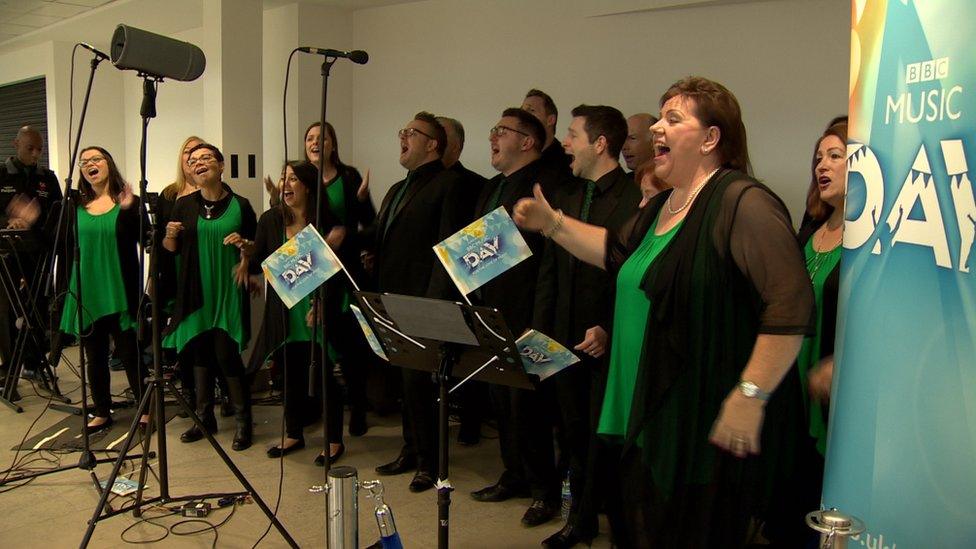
[621,112,657,177]
[535,105,640,548]
[368,111,465,493]
[468,107,565,527]
[436,115,489,446]
[0,126,61,397]
[522,89,571,176]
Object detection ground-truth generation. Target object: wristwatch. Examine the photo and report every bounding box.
[736,380,771,401]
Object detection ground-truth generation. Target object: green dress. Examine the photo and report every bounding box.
[60,204,134,335]
[325,175,346,225]
[598,213,682,439]
[162,199,246,353]
[795,238,841,455]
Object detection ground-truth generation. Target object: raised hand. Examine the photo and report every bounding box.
[513,183,556,233]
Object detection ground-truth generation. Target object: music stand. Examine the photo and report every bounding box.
[354,291,534,549]
[0,231,69,411]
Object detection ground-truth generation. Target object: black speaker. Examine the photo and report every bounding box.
[110,24,206,82]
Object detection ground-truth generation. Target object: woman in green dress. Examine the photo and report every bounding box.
[248,160,345,465]
[303,121,376,436]
[162,143,257,451]
[60,146,148,432]
[768,119,849,546]
[515,77,814,547]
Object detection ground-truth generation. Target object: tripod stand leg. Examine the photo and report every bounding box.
[167,380,300,548]
[80,380,155,547]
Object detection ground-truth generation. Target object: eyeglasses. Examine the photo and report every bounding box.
[489,125,529,139]
[78,156,105,167]
[186,154,217,167]
[398,127,434,140]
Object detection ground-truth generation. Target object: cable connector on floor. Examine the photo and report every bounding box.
[180,502,211,517]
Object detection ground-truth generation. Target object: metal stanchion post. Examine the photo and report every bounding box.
[806,508,866,549]
[328,466,359,549]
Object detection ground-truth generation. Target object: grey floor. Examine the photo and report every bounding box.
[0,352,612,548]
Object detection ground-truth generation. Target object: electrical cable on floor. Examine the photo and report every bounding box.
[250,312,291,548]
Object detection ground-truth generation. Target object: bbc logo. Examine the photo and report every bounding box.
[906,57,949,84]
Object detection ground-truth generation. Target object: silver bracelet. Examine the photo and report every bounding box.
[542,209,564,239]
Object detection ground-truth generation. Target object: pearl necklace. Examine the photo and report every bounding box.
[666,168,720,215]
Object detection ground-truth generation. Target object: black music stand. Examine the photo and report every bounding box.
[354,291,534,549]
[0,231,68,411]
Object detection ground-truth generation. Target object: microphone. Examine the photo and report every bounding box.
[298,47,369,65]
[79,42,109,61]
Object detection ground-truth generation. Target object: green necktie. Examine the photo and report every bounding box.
[483,178,507,215]
[580,180,596,222]
[384,174,412,238]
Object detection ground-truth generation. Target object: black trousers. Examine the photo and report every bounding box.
[278,342,342,443]
[552,356,607,532]
[491,384,558,501]
[84,313,143,418]
[326,308,370,418]
[400,368,437,473]
[188,329,245,379]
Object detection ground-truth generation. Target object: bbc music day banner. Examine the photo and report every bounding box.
[433,207,532,295]
[823,1,976,547]
[261,224,342,308]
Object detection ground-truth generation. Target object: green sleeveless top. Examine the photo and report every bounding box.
[162,199,246,353]
[60,204,133,335]
[796,238,841,455]
[598,212,682,439]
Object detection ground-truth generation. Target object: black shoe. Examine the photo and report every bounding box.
[542,524,595,548]
[313,444,346,466]
[375,452,416,476]
[86,416,113,434]
[470,482,528,503]
[267,438,305,458]
[409,471,435,493]
[349,410,368,437]
[180,417,217,443]
[521,499,558,527]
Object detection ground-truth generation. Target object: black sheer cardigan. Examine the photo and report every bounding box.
[605,169,814,523]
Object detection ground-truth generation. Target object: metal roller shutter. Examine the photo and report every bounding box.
[0,77,49,169]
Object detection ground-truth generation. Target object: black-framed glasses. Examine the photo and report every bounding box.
[489,125,529,138]
[78,156,105,167]
[398,127,434,140]
[186,154,217,167]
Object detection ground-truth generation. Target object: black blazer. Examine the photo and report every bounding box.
[534,166,641,347]
[367,159,467,298]
[470,158,565,336]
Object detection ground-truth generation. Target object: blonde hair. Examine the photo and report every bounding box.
[162,135,204,200]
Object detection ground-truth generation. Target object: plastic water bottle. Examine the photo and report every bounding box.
[560,474,572,521]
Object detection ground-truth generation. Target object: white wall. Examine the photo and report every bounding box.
[0,0,851,223]
[350,0,851,222]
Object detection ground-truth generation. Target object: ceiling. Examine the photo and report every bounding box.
[0,0,421,52]
[0,0,115,43]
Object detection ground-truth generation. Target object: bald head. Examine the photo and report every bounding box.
[13,126,43,167]
[436,116,465,168]
[621,113,656,171]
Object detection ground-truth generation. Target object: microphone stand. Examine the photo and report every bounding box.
[1,50,151,490]
[79,74,298,549]
[310,55,337,546]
